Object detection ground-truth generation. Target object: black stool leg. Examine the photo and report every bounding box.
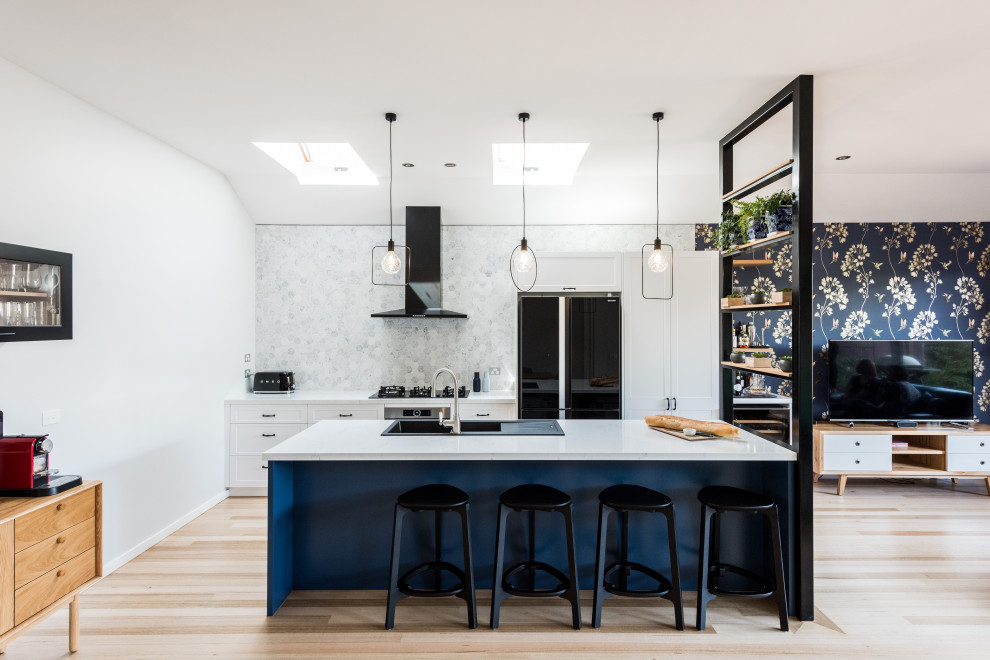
[385,504,408,630]
[490,503,510,629]
[662,504,685,631]
[592,502,611,628]
[458,503,478,629]
[696,504,714,631]
[561,503,582,630]
[766,505,789,632]
[619,510,630,591]
[434,510,444,588]
[528,510,537,592]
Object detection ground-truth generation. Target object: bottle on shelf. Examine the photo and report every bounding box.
[739,322,749,348]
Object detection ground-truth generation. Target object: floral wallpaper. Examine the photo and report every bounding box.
[696,222,990,423]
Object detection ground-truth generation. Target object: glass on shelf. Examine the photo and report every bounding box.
[0,258,62,328]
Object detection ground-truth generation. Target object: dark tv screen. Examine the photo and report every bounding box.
[828,340,975,422]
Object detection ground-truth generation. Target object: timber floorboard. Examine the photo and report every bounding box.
[4,477,990,658]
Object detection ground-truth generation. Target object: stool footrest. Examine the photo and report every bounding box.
[398,561,466,597]
[708,562,774,598]
[604,561,673,598]
[503,560,570,598]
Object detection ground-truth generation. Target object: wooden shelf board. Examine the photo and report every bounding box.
[721,302,792,312]
[720,362,792,379]
[892,446,944,455]
[722,160,794,201]
[728,346,775,352]
[721,231,794,257]
[737,419,786,425]
[0,290,47,299]
[732,259,772,267]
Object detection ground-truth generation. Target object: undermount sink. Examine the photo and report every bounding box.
[381,419,564,436]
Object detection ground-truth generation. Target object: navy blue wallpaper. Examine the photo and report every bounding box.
[695,222,990,423]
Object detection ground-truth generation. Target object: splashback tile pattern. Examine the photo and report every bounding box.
[257,223,695,390]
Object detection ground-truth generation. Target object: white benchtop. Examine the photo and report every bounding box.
[263,419,796,462]
[225,390,516,405]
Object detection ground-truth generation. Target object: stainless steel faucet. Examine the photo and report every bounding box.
[432,368,461,434]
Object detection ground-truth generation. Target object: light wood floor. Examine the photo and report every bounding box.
[5,477,990,658]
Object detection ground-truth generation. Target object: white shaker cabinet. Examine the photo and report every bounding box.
[531,252,622,293]
[622,251,719,421]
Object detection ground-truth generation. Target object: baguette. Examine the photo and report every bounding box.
[645,414,740,437]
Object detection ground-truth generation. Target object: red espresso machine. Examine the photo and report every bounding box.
[0,411,82,497]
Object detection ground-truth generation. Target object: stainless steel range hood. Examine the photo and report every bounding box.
[372,206,468,319]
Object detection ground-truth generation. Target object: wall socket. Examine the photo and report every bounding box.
[42,409,61,426]
[244,353,252,363]
[488,367,501,376]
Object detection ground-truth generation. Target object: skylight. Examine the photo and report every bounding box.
[252,142,377,185]
[491,143,590,185]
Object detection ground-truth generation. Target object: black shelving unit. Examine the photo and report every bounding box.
[718,75,813,620]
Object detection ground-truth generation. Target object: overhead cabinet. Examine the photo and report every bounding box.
[530,252,622,292]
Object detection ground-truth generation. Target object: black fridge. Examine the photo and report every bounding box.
[518,295,622,419]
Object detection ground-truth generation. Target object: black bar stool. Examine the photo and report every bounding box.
[385,484,476,630]
[592,484,684,629]
[696,485,788,631]
[490,484,581,630]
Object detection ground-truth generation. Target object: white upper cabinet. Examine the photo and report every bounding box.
[531,252,622,292]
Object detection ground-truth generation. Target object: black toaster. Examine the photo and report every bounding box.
[253,371,295,393]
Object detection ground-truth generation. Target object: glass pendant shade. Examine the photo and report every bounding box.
[647,238,670,273]
[381,240,402,274]
[513,240,534,272]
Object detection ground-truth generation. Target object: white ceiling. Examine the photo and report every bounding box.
[1,0,988,225]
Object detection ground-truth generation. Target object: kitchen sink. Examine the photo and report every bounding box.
[382,419,564,436]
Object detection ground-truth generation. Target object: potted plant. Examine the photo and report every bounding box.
[777,356,793,373]
[764,190,795,235]
[732,197,770,241]
[749,288,767,305]
[772,287,792,304]
[730,350,745,363]
[746,352,772,368]
[713,210,746,252]
[722,293,744,307]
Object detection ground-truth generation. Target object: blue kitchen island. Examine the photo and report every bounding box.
[264,419,797,618]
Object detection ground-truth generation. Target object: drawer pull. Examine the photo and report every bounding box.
[981,442,985,447]
[56,536,66,544]
[855,459,860,464]
[854,441,860,446]
[57,569,65,578]
[261,414,276,418]
[475,413,490,417]
[262,433,276,437]
[339,413,353,417]
[982,460,986,466]
[56,503,65,512]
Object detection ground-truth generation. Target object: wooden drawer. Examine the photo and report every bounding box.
[15,487,96,553]
[231,423,305,454]
[946,453,990,472]
[458,403,516,419]
[14,517,96,590]
[14,547,96,626]
[822,434,891,453]
[823,452,892,472]
[946,435,990,454]
[230,404,307,424]
[309,405,382,423]
[230,455,268,486]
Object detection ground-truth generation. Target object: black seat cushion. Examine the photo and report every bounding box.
[697,485,775,510]
[397,483,469,510]
[599,484,672,510]
[499,484,571,510]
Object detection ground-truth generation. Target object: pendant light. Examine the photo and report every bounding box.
[509,112,538,291]
[372,112,410,286]
[642,111,673,299]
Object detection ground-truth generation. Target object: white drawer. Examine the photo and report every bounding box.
[946,453,990,472]
[823,452,892,472]
[458,403,516,419]
[231,424,305,454]
[230,404,307,424]
[822,434,892,453]
[946,435,990,454]
[230,455,269,486]
[308,405,383,423]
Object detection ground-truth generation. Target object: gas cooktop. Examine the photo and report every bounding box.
[370,385,470,399]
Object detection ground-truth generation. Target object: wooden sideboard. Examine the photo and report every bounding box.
[814,423,990,495]
[0,480,102,653]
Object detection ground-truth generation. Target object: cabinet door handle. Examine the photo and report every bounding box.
[475,413,490,417]
[262,433,276,437]
[56,503,65,512]
[672,397,677,411]
[56,536,66,544]
[261,414,276,418]
[563,287,577,291]
[57,569,65,578]
[664,397,670,410]
[338,413,353,417]
[262,465,269,469]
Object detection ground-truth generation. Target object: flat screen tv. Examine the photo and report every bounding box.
[828,340,975,422]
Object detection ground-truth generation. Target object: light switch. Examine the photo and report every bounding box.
[42,409,61,426]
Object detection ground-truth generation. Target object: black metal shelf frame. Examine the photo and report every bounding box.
[718,75,813,621]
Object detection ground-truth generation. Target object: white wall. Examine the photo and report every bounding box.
[0,59,255,568]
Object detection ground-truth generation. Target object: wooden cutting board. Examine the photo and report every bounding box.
[648,426,741,441]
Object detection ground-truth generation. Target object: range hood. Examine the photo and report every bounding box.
[372,206,468,319]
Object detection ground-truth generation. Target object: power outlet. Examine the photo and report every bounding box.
[42,409,61,426]
[244,353,252,363]
[488,367,501,376]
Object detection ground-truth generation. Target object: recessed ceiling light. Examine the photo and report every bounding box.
[492,143,590,185]
[835,155,851,160]
[444,163,456,168]
[402,163,415,167]
[252,142,376,185]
